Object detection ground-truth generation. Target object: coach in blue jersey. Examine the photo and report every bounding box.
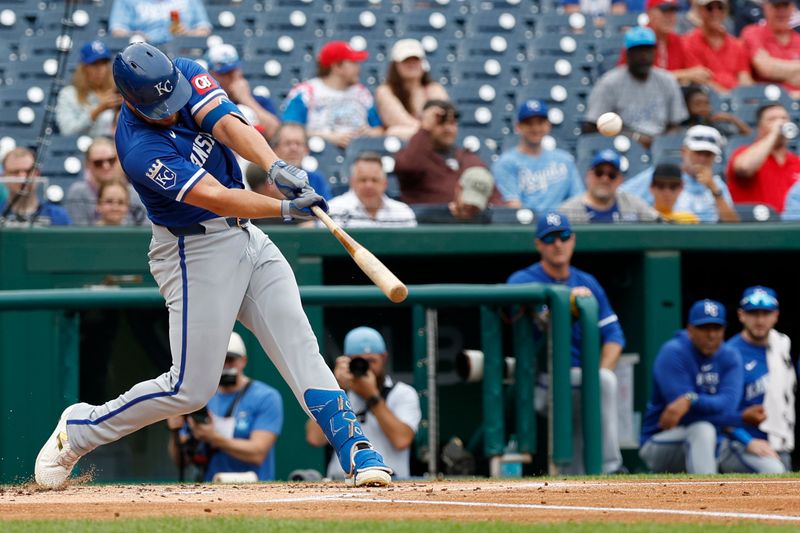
[640,300,743,474]
[508,211,626,474]
[719,286,794,473]
[35,43,392,489]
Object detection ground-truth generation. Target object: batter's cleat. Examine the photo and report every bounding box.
[34,405,83,489]
[345,442,393,487]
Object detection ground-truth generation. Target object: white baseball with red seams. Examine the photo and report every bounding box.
[597,112,623,137]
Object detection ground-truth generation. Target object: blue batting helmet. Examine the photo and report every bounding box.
[113,42,191,120]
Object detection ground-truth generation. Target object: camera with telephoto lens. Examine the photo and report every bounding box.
[349,356,370,378]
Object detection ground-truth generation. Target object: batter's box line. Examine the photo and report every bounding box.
[313,496,800,523]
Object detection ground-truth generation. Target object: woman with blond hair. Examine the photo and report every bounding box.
[94,179,130,226]
[56,40,122,137]
[375,39,449,140]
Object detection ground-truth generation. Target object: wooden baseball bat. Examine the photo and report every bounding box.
[312,206,408,303]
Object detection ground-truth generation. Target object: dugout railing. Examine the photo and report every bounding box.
[0,284,602,480]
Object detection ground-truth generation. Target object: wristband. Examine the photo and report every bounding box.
[365,395,382,410]
[711,189,723,198]
[731,427,753,446]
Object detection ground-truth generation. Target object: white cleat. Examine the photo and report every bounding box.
[34,405,82,489]
[345,442,393,488]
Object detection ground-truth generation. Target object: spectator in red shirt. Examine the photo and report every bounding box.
[683,0,754,93]
[618,0,711,86]
[394,100,494,205]
[741,0,800,96]
[727,103,800,212]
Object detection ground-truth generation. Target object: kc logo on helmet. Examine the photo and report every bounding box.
[154,80,173,96]
[704,301,719,317]
[145,159,177,190]
[191,74,219,95]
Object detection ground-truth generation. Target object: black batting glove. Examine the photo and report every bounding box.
[268,159,309,200]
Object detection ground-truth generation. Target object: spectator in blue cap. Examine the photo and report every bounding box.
[508,211,628,474]
[492,99,584,215]
[305,326,421,479]
[585,26,688,149]
[559,149,660,223]
[56,40,121,137]
[640,299,744,474]
[205,44,280,140]
[719,286,794,473]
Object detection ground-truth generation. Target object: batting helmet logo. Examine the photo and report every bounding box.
[153,80,174,96]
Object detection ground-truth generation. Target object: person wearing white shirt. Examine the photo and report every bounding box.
[306,327,422,480]
[323,152,417,228]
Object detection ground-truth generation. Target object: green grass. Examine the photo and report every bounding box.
[2,519,799,533]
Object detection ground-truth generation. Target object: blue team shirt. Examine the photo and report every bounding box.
[584,202,620,222]
[0,200,71,225]
[491,148,585,214]
[116,58,245,227]
[620,166,733,223]
[203,380,283,481]
[641,330,743,444]
[507,263,626,367]
[725,334,769,441]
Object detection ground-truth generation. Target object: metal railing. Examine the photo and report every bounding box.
[0,284,602,474]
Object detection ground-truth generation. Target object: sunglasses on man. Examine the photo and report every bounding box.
[540,229,573,244]
[91,156,117,169]
[592,168,620,180]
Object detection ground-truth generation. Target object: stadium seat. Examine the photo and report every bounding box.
[398,10,465,41]
[734,202,779,222]
[650,133,687,165]
[339,136,405,198]
[253,8,329,41]
[729,83,798,127]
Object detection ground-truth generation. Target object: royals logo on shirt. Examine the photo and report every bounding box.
[145,159,177,189]
[191,74,218,95]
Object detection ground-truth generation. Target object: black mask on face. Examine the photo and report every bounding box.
[220,367,238,387]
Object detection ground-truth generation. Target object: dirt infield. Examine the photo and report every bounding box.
[2,477,800,525]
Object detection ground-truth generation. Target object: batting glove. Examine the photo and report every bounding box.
[268,159,309,200]
[280,192,328,222]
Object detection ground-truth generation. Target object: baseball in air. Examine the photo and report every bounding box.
[597,112,623,137]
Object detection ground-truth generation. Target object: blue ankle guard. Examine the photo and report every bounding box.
[304,389,369,473]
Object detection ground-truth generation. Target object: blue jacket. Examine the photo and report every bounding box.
[641,330,743,444]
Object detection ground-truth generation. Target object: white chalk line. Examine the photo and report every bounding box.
[516,479,800,489]
[263,494,800,523]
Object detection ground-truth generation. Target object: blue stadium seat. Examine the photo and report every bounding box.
[253,8,329,41]
[729,83,798,127]
[519,56,593,88]
[340,135,406,198]
[330,7,399,43]
[398,10,465,40]
[45,134,83,159]
[650,133,687,166]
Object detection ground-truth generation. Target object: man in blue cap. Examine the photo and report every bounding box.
[508,211,627,474]
[558,149,660,223]
[718,286,794,473]
[640,299,743,474]
[205,44,280,140]
[586,26,688,149]
[491,99,584,214]
[306,327,421,480]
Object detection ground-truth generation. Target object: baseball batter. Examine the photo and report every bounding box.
[34,43,392,488]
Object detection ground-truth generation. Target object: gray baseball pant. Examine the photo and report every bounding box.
[639,421,718,474]
[717,438,786,474]
[65,220,338,455]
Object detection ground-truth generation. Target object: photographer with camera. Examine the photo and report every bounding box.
[305,327,421,479]
[394,100,500,206]
[166,332,283,481]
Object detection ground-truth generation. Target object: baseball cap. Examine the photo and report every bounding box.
[684,125,722,156]
[344,327,386,356]
[646,0,681,9]
[517,99,549,122]
[80,40,111,64]
[591,149,622,171]
[206,44,241,74]
[695,0,727,5]
[318,41,368,68]
[459,167,494,210]
[624,27,657,50]
[652,162,682,183]
[688,299,727,327]
[391,39,425,63]
[740,286,779,311]
[536,210,572,239]
[227,332,247,358]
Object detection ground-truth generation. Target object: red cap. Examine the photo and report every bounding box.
[646,0,679,9]
[318,41,369,68]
